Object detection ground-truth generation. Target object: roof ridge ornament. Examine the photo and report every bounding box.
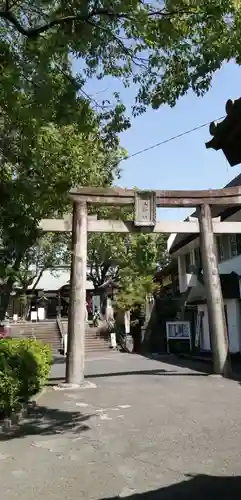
[206,97,241,166]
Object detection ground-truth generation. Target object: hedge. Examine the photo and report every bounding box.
[0,338,52,417]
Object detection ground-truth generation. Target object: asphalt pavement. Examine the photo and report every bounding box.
[1,352,241,499]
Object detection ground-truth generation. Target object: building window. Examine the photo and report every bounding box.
[184,252,191,273]
[216,235,230,261]
[216,236,224,261]
[194,247,202,269]
[230,234,238,257]
[236,234,241,255]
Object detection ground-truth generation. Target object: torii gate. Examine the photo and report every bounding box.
[40,186,241,384]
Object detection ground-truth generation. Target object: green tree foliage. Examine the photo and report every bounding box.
[1,0,239,123]
[87,205,169,311]
[116,232,169,312]
[9,233,68,293]
[88,233,127,289]
[0,122,124,319]
[1,0,130,320]
[11,233,69,320]
[3,0,233,317]
[0,338,52,416]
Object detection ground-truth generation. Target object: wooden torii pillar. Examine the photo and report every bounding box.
[40,185,241,383]
[198,204,229,376]
[66,201,87,386]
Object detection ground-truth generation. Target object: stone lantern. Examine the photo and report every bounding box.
[206,98,241,166]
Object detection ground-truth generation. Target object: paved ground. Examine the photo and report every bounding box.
[1,352,241,499]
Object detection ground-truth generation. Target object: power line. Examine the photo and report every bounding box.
[121,115,225,163]
[1,114,225,169]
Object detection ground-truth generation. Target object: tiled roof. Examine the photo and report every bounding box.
[28,268,94,291]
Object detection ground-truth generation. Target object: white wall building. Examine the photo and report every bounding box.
[167,173,241,354]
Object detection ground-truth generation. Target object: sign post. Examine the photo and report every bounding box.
[194,311,204,348]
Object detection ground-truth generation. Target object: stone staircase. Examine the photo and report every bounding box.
[60,320,110,353]
[9,319,110,354]
[9,320,61,353]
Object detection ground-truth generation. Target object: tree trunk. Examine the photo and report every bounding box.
[16,269,45,320]
[24,300,31,321]
[0,285,12,322]
[0,251,24,322]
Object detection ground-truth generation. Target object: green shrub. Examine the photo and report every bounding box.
[0,369,21,418]
[0,338,52,417]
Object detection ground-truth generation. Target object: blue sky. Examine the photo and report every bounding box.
[79,61,241,221]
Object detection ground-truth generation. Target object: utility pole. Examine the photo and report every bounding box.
[66,201,87,385]
[198,204,230,377]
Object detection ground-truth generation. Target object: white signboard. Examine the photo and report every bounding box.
[134,191,156,227]
[30,310,38,322]
[166,321,191,340]
[166,321,192,353]
[37,307,45,321]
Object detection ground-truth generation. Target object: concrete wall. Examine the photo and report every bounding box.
[177,244,241,292]
[197,304,211,351]
[168,207,241,257]
[226,299,241,353]
[218,254,241,275]
[178,254,202,296]
[178,255,198,293]
[197,299,241,353]
[177,255,187,293]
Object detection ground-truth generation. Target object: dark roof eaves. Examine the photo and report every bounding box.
[169,173,241,255]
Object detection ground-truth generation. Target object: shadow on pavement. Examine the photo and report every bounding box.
[0,403,93,441]
[53,356,66,365]
[100,473,241,499]
[85,369,209,379]
[48,368,209,385]
[143,353,213,375]
[142,354,241,383]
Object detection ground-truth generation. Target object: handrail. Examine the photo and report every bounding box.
[118,332,128,352]
[115,323,132,353]
[56,315,68,354]
[56,315,64,340]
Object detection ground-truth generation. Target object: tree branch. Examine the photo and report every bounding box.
[0,10,87,37]
[95,262,102,286]
[87,18,150,73]
[31,268,44,290]
[0,6,195,39]
[87,261,99,289]
[100,262,110,285]
[55,62,112,110]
